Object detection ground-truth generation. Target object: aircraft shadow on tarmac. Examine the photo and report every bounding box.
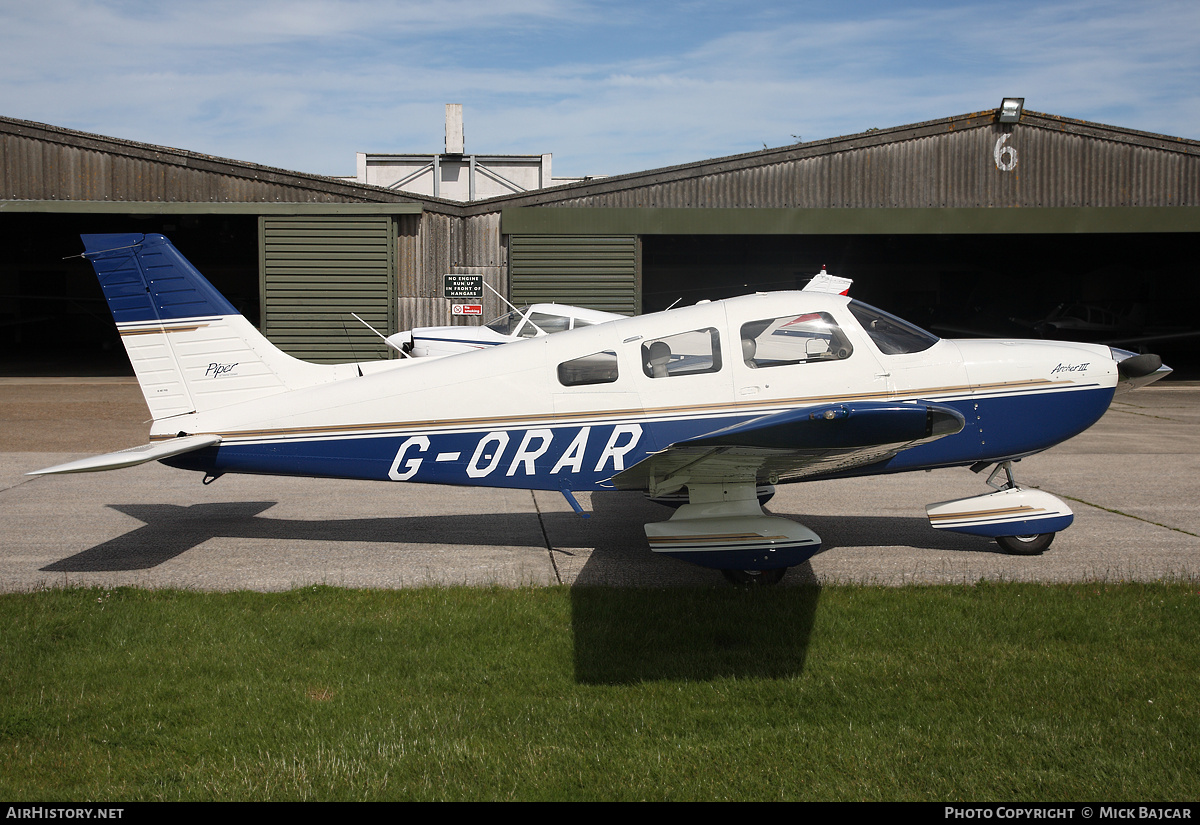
[564,492,1002,588]
[40,501,547,572]
[41,493,1000,575]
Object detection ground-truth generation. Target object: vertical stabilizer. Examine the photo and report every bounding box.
[82,233,344,420]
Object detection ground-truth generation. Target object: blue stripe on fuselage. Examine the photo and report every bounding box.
[163,385,1115,488]
[416,337,502,347]
[164,420,660,490]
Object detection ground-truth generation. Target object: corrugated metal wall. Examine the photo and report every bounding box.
[260,216,396,363]
[396,211,509,331]
[509,236,639,315]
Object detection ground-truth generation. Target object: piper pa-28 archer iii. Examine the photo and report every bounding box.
[32,234,1170,584]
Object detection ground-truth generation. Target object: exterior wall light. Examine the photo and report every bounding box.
[998,98,1025,124]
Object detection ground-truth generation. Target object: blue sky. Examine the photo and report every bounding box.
[2,1,1198,179]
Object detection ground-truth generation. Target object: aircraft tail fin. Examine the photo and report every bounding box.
[81,233,348,421]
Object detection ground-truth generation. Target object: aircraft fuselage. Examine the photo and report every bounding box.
[159,292,1119,492]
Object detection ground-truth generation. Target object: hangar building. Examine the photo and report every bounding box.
[2,101,1198,375]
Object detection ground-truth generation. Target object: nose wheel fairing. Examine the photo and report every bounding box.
[925,461,1074,540]
[926,487,1074,538]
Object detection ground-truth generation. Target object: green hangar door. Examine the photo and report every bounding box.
[259,216,398,364]
[508,235,640,316]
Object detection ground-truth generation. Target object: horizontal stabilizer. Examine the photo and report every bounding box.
[27,434,221,476]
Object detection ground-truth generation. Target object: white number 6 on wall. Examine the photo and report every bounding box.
[994,133,1018,171]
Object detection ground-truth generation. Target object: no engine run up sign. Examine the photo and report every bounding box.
[443,274,483,299]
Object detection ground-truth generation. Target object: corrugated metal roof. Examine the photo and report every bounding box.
[0,115,456,209]
[477,110,1200,211]
[4,108,1198,214]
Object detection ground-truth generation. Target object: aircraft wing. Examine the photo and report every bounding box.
[610,401,965,493]
[27,434,222,476]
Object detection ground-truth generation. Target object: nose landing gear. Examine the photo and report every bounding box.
[926,461,1073,555]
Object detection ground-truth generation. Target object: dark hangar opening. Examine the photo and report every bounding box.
[641,233,1199,376]
[0,214,260,376]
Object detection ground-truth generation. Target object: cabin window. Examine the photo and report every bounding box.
[558,351,619,386]
[740,312,853,368]
[641,328,722,378]
[848,301,938,355]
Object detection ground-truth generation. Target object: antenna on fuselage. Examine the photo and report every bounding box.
[352,313,412,357]
[484,281,519,314]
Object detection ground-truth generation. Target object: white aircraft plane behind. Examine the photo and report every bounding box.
[32,234,1170,584]
[389,303,625,358]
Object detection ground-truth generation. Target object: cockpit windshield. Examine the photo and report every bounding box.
[848,300,939,355]
[486,306,578,338]
[485,307,531,336]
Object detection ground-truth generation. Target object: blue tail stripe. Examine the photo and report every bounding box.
[80,233,238,323]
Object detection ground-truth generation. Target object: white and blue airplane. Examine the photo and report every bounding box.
[32,233,1171,584]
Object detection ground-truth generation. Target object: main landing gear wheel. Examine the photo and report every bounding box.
[722,568,788,587]
[996,533,1055,555]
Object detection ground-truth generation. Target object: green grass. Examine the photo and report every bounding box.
[2,582,1198,801]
